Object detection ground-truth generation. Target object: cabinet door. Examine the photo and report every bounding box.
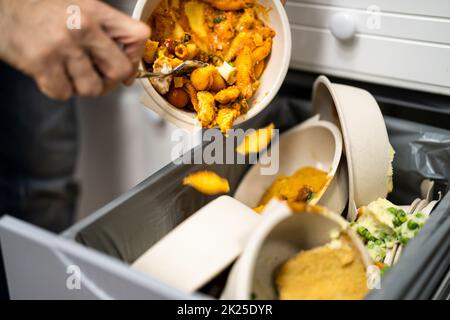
[287,0,450,95]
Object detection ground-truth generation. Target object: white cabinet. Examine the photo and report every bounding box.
[287,0,450,95]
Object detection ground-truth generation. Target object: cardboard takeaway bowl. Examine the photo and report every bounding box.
[312,76,391,221]
[221,201,372,300]
[234,120,347,215]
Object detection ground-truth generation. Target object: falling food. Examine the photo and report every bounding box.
[183,170,230,195]
[236,123,275,155]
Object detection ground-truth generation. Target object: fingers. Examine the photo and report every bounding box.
[34,59,73,101]
[96,1,150,56]
[119,25,150,65]
[94,2,150,84]
[31,1,150,99]
[123,61,139,86]
[82,26,134,91]
[66,50,103,96]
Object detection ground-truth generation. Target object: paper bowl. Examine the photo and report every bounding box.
[132,0,292,131]
[221,201,372,300]
[234,120,346,214]
[312,76,391,220]
[131,196,261,293]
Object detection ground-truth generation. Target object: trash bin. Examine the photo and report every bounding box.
[1,71,449,299]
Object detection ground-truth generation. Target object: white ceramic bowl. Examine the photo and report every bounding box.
[221,201,372,300]
[234,120,347,214]
[312,76,391,221]
[131,196,261,293]
[133,0,292,131]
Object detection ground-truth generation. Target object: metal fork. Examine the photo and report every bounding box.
[136,60,208,78]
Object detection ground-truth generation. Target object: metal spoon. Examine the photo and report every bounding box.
[136,60,208,78]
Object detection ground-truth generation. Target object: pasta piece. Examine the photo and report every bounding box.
[183,170,230,195]
[186,43,199,59]
[157,47,169,58]
[213,12,236,44]
[210,70,227,92]
[225,32,256,61]
[254,60,265,79]
[252,38,272,63]
[256,25,276,39]
[236,8,256,31]
[174,44,189,59]
[215,107,239,133]
[236,123,274,155]
[169,57,183,68]
[190,65,215,91]
[166,87,189,109]
[175,43,199,60]
[143,40,159,64]
[253,33,264,47]
[214,86,240,104]
[183,81,199,111]
[197,91,217,127]
[203,0,255,11]
[184,1,207,38]
[235,46,254,99]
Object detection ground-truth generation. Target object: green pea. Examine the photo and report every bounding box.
[387,207,398,215]
[400,236,409,245]
[407,220,419,230]
[366,231,377,242]
[357,226,366,237]
[415,213,424,219]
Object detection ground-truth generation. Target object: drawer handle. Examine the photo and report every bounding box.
[330,12,356,41]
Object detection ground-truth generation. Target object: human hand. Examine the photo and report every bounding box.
[0,0,149,100]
